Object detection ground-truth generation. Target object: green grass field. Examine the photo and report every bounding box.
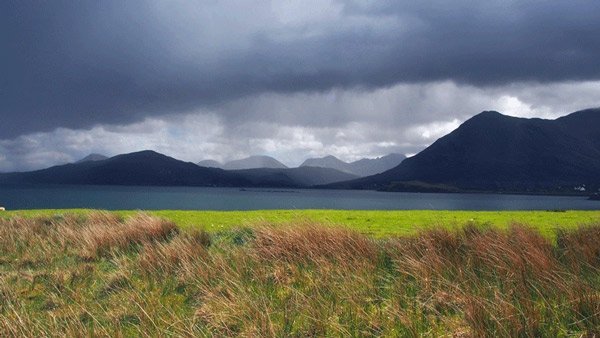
[4,209,600,238]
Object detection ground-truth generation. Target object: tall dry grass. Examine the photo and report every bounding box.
[75,213,178,260]
[386,224,600,336]
[0,213,598,336]
[252,223,379,264]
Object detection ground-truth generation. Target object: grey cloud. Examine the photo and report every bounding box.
[2,0,600,138]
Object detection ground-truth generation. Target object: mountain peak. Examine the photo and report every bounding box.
[128,150,160,156]
[459,110,518,130]
[109,150,178,163]
[197,159,222,168]
[76,153,108,163]
[222,155,287,170]
[471,110,505,120]
[479,110,502,115]
[301,155,346,168]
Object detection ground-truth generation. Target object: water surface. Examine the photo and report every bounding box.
[0,185,597,210]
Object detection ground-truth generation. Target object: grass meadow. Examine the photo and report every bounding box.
[0,210,598,336]
[4,209,600,238]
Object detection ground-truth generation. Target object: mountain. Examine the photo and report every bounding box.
[301,155,349,173]
[348,153,407,176]
[232,167,358,187]
[197,159,222,168]
[327,109,600,194]
[301,153,406,176]
[76,153,108,163]
[0,151,353,188]
[222,155,288,170]
[0,150,250,187]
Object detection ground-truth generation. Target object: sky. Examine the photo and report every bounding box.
[1,0,600,171]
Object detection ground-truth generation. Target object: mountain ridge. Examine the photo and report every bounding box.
[198,156,288,170]
[325,109,600,194]
[0,150,250,187]
[223,155,288,170]
[300,153,406,176]
[0,150,355,188]
[76,153,108,163]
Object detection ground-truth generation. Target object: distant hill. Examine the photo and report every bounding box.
[0,151,250,187]
[75,153,108,163]
[301,153,405,176]
[326,109,600,194]
[0,151,353,188]
[222,156,288,170]
[197,159,222,168]
[301,155,349,172]
[232,167,358,187]
[348,153,407,176]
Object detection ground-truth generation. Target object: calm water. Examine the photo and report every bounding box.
[0,184,598,210]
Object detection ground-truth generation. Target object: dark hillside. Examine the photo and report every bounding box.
[327,109,600,194]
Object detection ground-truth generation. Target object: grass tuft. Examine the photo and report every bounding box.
[252,223,379,265]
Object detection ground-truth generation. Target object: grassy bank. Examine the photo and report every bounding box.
[0,212,599,336]
[3,209,600,238]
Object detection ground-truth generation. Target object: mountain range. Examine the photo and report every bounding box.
[0,151,247,187]
[326,109,600,194]
[199,153,405,176]
[0,151,355,188]
[198,156,288,170]
[301,153,406,177]
[1,109,598,195]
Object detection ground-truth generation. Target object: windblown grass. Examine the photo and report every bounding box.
[0,213,598,336]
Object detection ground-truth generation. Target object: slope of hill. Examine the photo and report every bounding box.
[301,153,405,176]
[327,109,600,194]
[232,167,358,187]
[222,156,288,170]
[0,151,250,187]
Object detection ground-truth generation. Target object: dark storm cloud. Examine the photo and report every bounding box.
[2,0,600,138]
